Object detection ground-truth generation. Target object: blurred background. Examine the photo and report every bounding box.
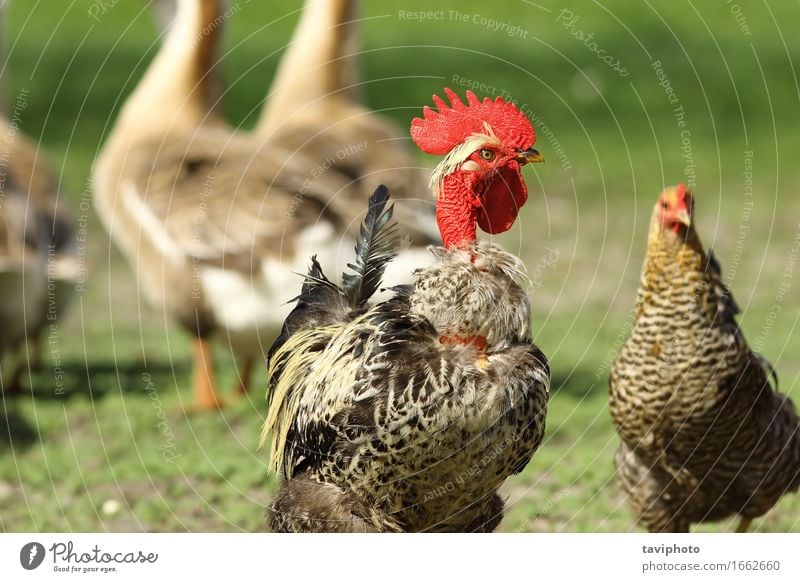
[1,0,799,531]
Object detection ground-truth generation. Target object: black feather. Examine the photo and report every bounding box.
[752,351,780,391]
[268,186,399,371]
[297,255,340,298]
[707,250,740,317]
[267,256,345,362]
[705,251,778,391]
[341,185,398,308]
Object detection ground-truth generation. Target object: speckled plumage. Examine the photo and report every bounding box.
[609,187,800,532]
[264,236,549,532]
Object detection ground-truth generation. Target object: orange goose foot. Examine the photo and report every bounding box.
[234,356,256,397]
[181,336,224,413]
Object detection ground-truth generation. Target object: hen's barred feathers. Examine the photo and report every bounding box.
[609,191,800,532]
[262,188,549,532]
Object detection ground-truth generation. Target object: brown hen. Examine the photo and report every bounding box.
[609,184,800,532]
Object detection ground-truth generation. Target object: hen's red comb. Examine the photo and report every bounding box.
[410,88,536,155]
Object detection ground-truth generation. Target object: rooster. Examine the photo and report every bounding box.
[609,184,800,532]
[262,89,548,532]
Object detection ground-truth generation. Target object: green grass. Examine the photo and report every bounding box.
[2,0,800,532]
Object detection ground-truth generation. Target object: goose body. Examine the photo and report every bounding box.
[0,166,47,361]
[257,0,439,251]
[93,0,436,407]
[0,103,77,388]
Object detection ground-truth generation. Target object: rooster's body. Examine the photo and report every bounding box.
[265,188,548,532]
[610,185,800,532]
[263,90,548,532]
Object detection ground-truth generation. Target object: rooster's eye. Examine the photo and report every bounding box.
[479,149,495,161]
[661,201,668,209]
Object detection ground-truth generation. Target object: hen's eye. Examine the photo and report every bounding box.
[661,201,668,209]
[479,148,495,161]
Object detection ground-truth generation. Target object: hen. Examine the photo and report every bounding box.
[609,184,800,532]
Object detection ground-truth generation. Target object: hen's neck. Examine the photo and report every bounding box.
[639,221,706,303]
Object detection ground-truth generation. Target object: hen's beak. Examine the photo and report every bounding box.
[675,208,692,227]
[517,148,544,165]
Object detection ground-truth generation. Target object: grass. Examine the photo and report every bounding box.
[1,0,800,532]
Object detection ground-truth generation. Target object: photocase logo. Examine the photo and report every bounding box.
[19,542,46,570]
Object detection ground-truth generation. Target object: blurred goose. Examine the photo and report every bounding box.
[148,0,225,124]
[0,4,78,392]
[93,0,433,410]
[0,119,77,391]
[150,0,178,34]
[0,127,48,391]
[0,117,79,317]
[256,0,438,257]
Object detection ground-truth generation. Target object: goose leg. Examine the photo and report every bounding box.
[736,517,753,533]
[235,356,255,396]
[4,358,27,395]
[193,336,221,410]
[28,334,44,371]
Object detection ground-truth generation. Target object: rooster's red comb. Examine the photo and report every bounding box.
[410,88,536,155]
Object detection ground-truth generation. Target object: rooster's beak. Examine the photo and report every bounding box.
[517,148,544,165]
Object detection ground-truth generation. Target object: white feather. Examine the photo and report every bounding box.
[200,221,435,354]
[121,183,185,264]
[200,221,355,354]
